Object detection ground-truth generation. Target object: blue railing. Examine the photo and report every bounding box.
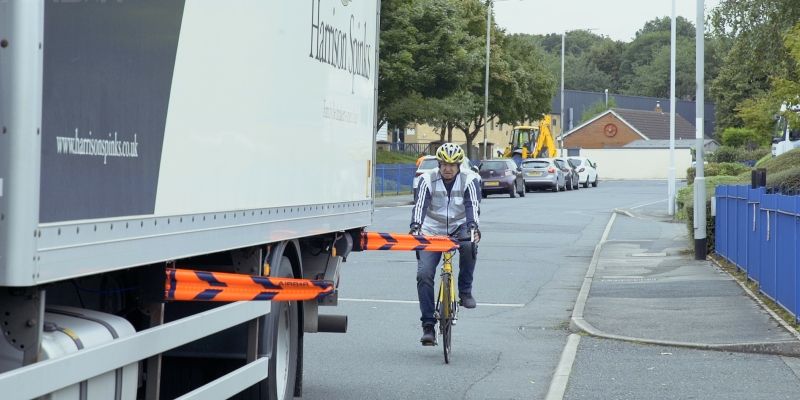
[375,163,417,196]
[715,185,800,322]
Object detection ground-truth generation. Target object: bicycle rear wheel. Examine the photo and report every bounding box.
[438,273,453,363]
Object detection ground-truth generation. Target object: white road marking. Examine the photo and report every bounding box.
[629,198,667,210]
[338,298,524,307]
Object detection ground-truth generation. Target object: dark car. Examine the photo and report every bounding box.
[554,157,579,190]
[479,159,525,198]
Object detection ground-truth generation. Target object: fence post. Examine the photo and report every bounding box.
[395,165,400,195]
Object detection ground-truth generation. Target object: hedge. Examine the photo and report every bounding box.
[686,162,751,185]
[708,146,770,165]
[766,166,800,193]
[676,175,744,253]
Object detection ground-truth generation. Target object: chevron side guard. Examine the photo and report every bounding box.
[165,268,334,302]
[360,232,459,252]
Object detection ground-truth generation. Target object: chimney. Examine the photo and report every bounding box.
[655,101,662,113]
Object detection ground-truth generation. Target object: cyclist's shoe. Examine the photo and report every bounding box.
[420,324,436,346]
[460,293,477,309]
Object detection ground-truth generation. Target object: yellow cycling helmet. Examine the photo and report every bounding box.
[435,143,465,164]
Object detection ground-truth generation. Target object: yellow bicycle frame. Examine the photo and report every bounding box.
[437,250,457,318]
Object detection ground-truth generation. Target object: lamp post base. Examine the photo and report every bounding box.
[694,238,707,260]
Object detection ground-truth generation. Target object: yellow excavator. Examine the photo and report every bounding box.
[503,115,557,159]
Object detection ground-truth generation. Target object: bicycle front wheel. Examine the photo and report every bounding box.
[438,274,453,364]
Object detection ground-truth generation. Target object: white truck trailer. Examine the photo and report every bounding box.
[0,1,379,399]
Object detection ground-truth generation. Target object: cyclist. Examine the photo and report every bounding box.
[409,143,481,346]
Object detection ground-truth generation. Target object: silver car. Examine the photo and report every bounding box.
[520,158,566,192]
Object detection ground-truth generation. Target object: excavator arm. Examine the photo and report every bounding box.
[531,115,556,158]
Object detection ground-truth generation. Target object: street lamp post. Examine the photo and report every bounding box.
[559,32,565,157]
[668,0,677,216]
[483,1,492,160]
[694,0,707,259]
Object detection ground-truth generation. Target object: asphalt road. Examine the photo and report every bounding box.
[301,180,674,399]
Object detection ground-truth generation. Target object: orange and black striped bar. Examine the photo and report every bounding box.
[165,268,334,302]
[360,232,459,252]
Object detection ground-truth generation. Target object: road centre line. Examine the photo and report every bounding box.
[338,298,524,307]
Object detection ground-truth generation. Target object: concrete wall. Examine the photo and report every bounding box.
[579,148,692,180]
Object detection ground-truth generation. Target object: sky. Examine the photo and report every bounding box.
[493,0,723,42]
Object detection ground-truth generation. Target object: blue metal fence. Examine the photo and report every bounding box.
[375,163,417,196]
[715,185,800,322]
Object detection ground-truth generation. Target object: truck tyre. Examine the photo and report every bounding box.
[266,256,299,400]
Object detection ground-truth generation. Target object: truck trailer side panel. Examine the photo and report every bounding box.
[1,0,378,286]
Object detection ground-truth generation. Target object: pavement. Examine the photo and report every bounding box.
[570,204,800,357]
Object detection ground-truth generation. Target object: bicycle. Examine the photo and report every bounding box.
[434,250,458,364]
[433,228,475,364]
[434,249,458,364]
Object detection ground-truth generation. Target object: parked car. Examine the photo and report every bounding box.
[520,158,566,192]
[479,159,525,198]
[567,157,599,188]
[413,155,479,198]
[554,157,579,191]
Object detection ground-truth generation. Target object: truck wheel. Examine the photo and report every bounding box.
[266,256,299,400]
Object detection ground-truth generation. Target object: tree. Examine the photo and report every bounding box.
[719,127,769,148]
[587,40,626,89]
[623,37,696,98]
[378,0,419,130]
[709,0,800,131]
[580,97,618,123]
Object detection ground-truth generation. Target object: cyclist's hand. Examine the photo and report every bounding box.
[409,223,422,236]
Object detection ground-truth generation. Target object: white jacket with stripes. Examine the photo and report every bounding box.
[411,169,481,236]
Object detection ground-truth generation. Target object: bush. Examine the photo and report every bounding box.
[676,175,744,220]
[707,146,770,164]
[709,146,742,163]
[766,166,800,193]
[676,175,744,254]
[684,200,715,254]
[720,127,770,148]
[686,162,751,185]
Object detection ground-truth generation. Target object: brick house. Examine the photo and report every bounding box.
[562,108,698,149]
